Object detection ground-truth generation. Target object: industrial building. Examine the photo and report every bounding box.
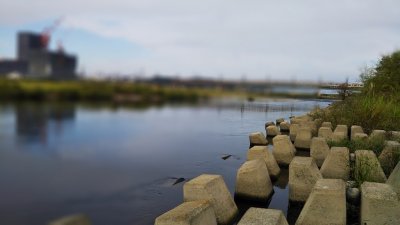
[0,31,77,79]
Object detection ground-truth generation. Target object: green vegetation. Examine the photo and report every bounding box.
[0,79,206,103]
[311,50,400,133]
[327,136,386,155]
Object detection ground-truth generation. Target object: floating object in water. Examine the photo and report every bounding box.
[222,154,232,160]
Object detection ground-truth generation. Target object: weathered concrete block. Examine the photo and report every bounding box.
[387,161,400,196]
[296,179,346,225]
[272,135,296,166]
[266,125,280,137]
[289,124,300,142]
[379,141,400,174]
[355,150,387,183]
[249,132,268,146]
[155,201,217,225]
[238,208,288,225]
[320,147,350,180]
[370,130,386,140]
[276,118,285,125]
[318,127,333,141]
[48,214,91,225]
[247,146,280,178]
[331,131,347,142]
[351,125,364,140]
[321,121,333,129]
[183,174,238,225]
[279,121,290,132]
[265,121,275,129]
[334,125,348,137]
[289,157,322,202]
[389,131,400,139]
[310,137,330,167]
[353,133,368,141]
[294,127,312,149]
[360,182,400,225]
[235,159,273,201]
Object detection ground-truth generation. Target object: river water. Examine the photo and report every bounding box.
[0,99,330,225]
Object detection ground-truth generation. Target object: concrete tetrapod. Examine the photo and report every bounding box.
[249,132,268,146]
[272,135,296,166]
[310,137,330,167]
[379,141,400,174]
[183,174,238,225]
[237,208,289,225]
[235,159,273,201]
[320,147,350,180]
[318,127,333,141]
[289,157,322,202]
[155,201,217,225]
[321,121,333,129]
[334,125,348,137]
[331,131,347,142]
[355,150,387,183]
[294,127,312,149]
[279,121,290,132]
[360,182,400,225]
[350,125,364,140]
[266,125,280,137]
[387,161,400,196]
[296,179,346,225]
[289,124,300,142]
[48,214,91,225]
[247,146,280,178]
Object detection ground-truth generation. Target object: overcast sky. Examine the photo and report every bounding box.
[1,0,399,81]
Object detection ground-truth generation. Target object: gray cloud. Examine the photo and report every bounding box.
[1,0,399,81]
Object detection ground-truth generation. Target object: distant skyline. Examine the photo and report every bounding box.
[1,0,399,82]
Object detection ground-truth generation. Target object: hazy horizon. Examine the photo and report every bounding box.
[1,0,400,82]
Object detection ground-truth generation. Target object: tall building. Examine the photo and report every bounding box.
[0,31,77,79]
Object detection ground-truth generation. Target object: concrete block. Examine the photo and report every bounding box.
[272,135,296,166]
[235,159,273,201]
[334,125,348,137]
[310,137,330,167]
[331,131,347,142]
[387,161,400,196]
[289,124,300,142]
[276,118,285,125]
[321,121,333,129]
[265,121,275,129]
[48,214,91,225]
[296,179,346,225]
[353,133,368,141]
[155,201,217,225]
[279,121,290,132]
[318,127,333,141]
[247,146,280,178]
[389,131,400,139]
[249,132,268,146]
[266,125,280,137]
[355,150,387,183]
[294,127,312,149]
[351,125,364,140]
[238,208,288,225]
[289,157,322,202]
[320,147,350,180]
[360,182,400,225]
[379,141,400,174]
[183,174,238,225]
[370,130,386,140]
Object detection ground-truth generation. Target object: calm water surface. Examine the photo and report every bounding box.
[0,100,330,225]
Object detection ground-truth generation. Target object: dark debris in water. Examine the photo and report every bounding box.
[221,154,241,160]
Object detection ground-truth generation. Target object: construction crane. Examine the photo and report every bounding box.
[40,17,63,49]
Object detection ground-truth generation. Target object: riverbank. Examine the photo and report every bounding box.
[0,78,325,105]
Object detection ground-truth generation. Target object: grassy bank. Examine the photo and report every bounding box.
[0,79,207,103]
[311,50,400,133]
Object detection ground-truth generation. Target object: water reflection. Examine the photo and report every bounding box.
[16,103,75,144]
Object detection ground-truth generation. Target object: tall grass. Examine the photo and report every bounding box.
[0,78,204,103]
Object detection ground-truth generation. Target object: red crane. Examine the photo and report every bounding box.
[40,18,63,49]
